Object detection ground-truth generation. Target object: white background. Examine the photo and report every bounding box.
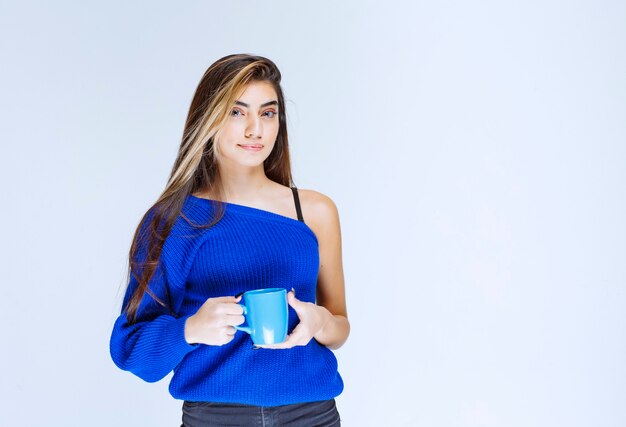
[1,1,624,426]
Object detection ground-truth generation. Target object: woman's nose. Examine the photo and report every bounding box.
[245,116,263,139]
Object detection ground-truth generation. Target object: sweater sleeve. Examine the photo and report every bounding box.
[109,216,199,383]
[109,277,199,383]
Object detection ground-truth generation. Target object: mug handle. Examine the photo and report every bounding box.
[233,303,252,334]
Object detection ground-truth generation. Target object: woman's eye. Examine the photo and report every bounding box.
[231,109,277,118]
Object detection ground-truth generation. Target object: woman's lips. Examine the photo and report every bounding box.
[237,144,263,151]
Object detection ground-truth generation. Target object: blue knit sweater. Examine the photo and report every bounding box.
[109,194,344,406]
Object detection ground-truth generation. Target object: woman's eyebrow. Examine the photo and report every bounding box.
[234,100,278,108]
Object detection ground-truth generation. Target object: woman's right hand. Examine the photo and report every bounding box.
[184,296,245,346]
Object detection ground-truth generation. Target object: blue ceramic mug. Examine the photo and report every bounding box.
[234,288,288,345]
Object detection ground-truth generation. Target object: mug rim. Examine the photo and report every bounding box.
[244,287,286,297]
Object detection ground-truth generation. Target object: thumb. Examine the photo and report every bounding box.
[287,289,300,307]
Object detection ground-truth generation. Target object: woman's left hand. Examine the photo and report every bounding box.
[256,290,331,349]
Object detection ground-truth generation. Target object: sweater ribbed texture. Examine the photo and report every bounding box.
[110,194,344,406]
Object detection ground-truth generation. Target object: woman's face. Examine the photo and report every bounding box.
[214,80,280,170]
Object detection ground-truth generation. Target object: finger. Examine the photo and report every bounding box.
[225,315,245,326]
[258,330,300,349]
[221,303,245,315]
[225,326,237,336]
[284,325,308,346]
[209,296,238,304]
[256,341,291,349]
[255,331,297,349]
[255,344,276,349]
[275,335,298,348]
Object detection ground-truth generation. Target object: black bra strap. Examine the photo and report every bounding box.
[291,186,304,222]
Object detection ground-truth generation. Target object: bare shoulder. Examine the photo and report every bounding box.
[297,189,340,234]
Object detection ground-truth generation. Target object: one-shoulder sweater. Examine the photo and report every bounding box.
[109,194,344,406]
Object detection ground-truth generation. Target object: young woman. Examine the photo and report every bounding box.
[109,53,350,426]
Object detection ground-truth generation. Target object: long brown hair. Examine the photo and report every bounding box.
[124,54,294,323]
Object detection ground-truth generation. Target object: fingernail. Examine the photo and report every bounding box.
[235,291,244,298]
[291,287,295,294]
